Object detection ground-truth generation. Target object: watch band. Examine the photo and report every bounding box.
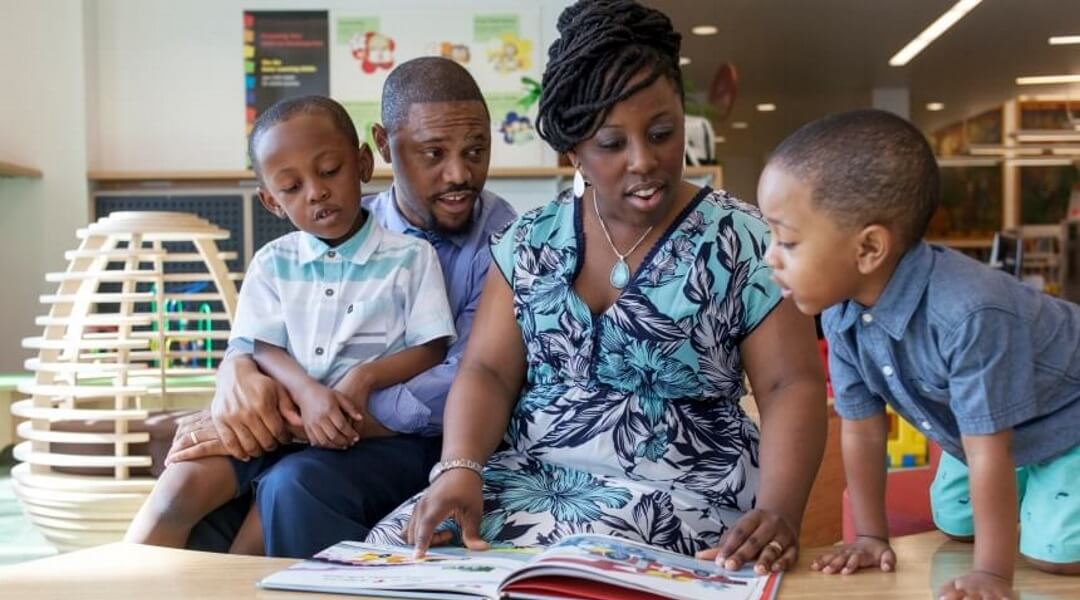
[429,458,485,484]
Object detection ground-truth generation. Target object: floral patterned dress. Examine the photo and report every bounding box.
[367,187,782,555]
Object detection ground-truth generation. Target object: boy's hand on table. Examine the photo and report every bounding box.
[937,571,1016,600]
[294,382,362,449]
[696,507,799,574]
[810,535,896,574]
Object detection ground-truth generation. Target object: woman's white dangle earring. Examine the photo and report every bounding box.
[573,168,586,198]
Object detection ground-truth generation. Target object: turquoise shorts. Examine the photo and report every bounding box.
[930,443,1080,564]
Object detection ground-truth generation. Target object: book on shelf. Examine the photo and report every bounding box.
[258,533,781,600]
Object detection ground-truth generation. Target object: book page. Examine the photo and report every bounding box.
[501,535,780,600]
[259,541,538,600]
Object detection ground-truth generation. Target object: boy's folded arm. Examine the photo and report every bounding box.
[251,340,321,401]
[342,336,448,393]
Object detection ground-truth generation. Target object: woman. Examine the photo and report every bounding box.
[368,0,827,575]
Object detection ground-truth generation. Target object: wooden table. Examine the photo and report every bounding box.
[0,531,1076,599]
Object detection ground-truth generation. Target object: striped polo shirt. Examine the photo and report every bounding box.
[228,211,456,386]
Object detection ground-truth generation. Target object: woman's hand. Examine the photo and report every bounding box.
[696,508,799,574]
[405,469,488,557]
[810,535,896,574]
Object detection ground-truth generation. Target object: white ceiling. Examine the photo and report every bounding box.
[645,0,1080,157]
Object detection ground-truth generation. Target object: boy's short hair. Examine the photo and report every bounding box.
[380,57,489,134]
[768,109,940,249]
[248,95,360,179]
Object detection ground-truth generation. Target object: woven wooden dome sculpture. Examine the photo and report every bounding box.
[12,211,241,551]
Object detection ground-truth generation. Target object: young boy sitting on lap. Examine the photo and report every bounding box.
[757,109,1080,600]
[125,96,456,554]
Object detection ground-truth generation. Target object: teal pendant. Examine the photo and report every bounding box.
[610,259,631,289]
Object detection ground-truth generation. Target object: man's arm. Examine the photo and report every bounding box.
[367,248,486,435]
[209,353,292,459]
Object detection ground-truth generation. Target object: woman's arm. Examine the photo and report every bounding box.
[440,269,526,462]
[707,299,827,572]
[406,268,527,555]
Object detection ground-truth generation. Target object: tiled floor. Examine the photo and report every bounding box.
[0,448,57,566]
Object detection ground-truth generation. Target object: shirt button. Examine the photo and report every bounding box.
[921,420,933,431]
[314,347,325,356]
[861,313,873,324]
[882,365,894,377]
[325,288,334,297]
[347,304,354,314]
[327,250,336,258]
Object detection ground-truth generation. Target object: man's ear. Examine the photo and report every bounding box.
[372,123,392,164]
[256,187,286,220]
[855,224,893,275]
[357,143,375,184]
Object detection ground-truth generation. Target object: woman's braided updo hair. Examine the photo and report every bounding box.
[536,0,683,154]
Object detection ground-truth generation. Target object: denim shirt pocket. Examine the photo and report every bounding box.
[910,377,950,402]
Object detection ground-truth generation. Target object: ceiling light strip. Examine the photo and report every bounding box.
[889,0,983,67]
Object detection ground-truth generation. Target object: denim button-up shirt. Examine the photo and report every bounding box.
[823,242,1080,466]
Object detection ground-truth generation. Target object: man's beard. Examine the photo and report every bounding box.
[427,187,478,235]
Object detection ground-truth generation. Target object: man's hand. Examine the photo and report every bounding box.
[210,355,293,459]
[166,410,230,464]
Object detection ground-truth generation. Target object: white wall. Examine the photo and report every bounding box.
[0,0,91,372]
[90,0,571,171]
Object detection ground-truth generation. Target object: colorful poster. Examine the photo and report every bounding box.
[329,5,546,169]
[475,14,530,75]
[244,11,330,144]
[337,17,396,75]
[342,101,382,150]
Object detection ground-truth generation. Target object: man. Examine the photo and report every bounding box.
[168,57,516,557]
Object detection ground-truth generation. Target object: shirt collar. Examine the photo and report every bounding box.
[381,185,478,248]
[297,209,380,265]
[834,241,934,339]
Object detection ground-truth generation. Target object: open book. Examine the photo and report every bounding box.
[258,533,781,600]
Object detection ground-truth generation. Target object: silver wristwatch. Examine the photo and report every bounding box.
[428,458,485,484]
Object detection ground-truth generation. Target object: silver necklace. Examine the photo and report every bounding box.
[592,191,653,289]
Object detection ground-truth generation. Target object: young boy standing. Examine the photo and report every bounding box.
[758,109,1080,599]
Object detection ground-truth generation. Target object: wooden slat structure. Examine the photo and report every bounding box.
[13,211,239,551]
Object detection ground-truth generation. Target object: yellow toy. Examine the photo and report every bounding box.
[886,405,928,468]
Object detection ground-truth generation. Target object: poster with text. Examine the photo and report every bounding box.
[244,11,330,151]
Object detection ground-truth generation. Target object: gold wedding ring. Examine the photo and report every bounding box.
[189,430,199,445]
